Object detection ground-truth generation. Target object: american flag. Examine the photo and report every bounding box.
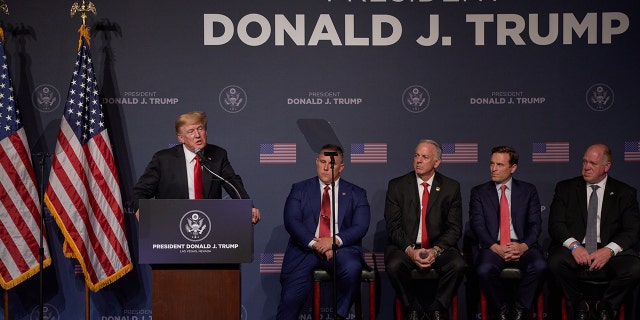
[259,252,284,274]
[532,142,570,163]
[350,143,387,164]
[624,141,640,162]
[260,143,296,164]
[258,252,385,274]
[441,143,478,163]
[0,31,52,290]
[44,28,132,291]
[363,251,385,272]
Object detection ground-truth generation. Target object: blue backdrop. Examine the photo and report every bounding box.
[1,0,639,319]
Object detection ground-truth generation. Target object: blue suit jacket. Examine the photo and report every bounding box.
[469,178,542,249]
[281,177,370,274]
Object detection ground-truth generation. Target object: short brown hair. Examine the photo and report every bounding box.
[491,145,519,166]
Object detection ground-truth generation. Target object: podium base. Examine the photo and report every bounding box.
[152,264,240,320]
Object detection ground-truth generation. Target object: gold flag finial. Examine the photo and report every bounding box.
[0,0,9,16]
[70,0,96,26]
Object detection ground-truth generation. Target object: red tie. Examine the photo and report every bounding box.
[319,185,331,237]
[499,184,510,245]
[421,182,430,248]
[194,156,202,199]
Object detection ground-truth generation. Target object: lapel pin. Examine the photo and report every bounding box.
[435,187,440,192]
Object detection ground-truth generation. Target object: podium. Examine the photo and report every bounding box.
[138,199,253,320]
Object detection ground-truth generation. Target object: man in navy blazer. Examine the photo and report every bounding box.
[276,144,370,320]
[133,111,260,223]
[469,146,547,320]
[385,140,466,320]
[548,144,640,320]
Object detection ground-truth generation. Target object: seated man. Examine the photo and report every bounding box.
[276,144,371,320]
[548,144,640,320]
[385,140,466,320]
[469,146,547,320]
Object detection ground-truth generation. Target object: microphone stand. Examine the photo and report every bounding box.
[326,152,339,320]
[34,152,50,320]
[194,149,242,199]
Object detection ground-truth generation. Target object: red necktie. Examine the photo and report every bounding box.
[499,184,510,245]
[194,156,202,199]
[319,185,331,237]
[421,182,430,248]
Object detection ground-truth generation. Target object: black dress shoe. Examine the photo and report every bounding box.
[595,302,613,320]
[497,304,509,320]
[513,302,529,320]
[405,310,422,320]
[574,300,590,320]
[425,309,446,320]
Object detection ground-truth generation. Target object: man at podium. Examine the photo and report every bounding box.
[133,110,260,224]
[276,144,371,320]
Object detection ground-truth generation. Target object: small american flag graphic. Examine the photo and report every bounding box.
[532,142,570,163]
[363,251,385,272]
[260,143,296,164]
[259,253,285,274]
[350,143,387,164]
[259,252,385,273]
[441,143,478,163]
[624,141,640,162]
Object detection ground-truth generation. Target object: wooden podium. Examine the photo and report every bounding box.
[151,264,240,319]
[138,199,253,320]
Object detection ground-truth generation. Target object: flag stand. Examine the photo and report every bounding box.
[34,151,50,320]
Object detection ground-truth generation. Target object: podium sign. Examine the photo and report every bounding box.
[138,199,253,264]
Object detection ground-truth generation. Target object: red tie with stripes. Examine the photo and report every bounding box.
[194,156,202,199]
[421,182,429,248]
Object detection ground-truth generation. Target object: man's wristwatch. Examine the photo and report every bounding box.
[433,247,443,258]
[609,248,615,257]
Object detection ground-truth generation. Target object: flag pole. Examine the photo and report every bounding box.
[1,6,11,320]
[4,289,8,320]
[70,3,97,320]
[85,284,90,320]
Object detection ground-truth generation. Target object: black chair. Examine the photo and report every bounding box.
[312,268,376,320]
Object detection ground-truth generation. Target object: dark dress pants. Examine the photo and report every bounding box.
[475,246,547,309]
[385,247,466,311]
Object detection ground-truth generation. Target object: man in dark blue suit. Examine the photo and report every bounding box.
[469,146,547,320]
[276,144,371,320]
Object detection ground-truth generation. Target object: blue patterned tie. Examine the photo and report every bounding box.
[585,185,599,253]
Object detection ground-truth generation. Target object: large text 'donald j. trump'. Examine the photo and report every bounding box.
[204,12,629,47]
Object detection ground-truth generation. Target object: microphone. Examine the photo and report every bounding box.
[193,148,242,199]
[323,151,339,156]
[194,148,209,164]
[419,248,429,259]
